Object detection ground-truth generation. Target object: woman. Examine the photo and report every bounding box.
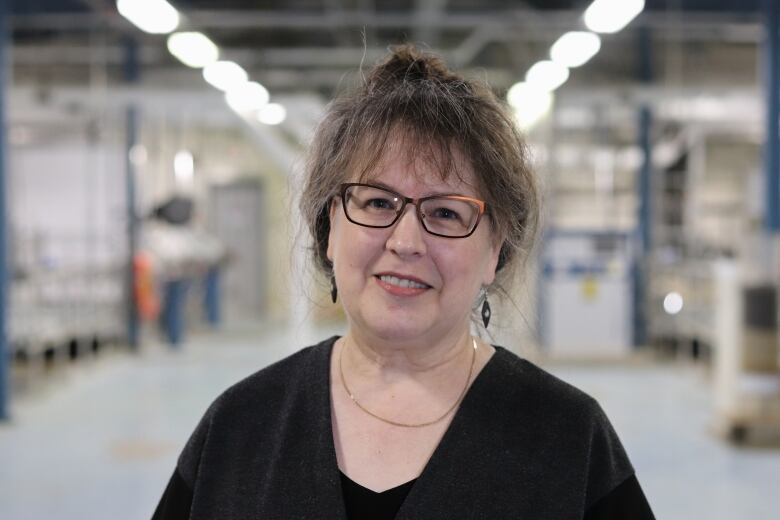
[153,45,655,519]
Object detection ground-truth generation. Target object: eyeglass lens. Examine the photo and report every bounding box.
[343,184,479,237]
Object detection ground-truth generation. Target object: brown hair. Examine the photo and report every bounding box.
[300,44,539,289]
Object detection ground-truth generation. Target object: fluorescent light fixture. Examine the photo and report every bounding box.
[225,81,270,113]
[257,103,287,125]
[506,81,554,130]
[167,32,219,69]
[117,0,179,34]
[203,61,248,92]
[174,150,194,186]
[550,31,601,68]
[663,292,684,315]
[584,0,645,34]
[525,60,569,92]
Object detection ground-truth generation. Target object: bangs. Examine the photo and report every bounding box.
[345,122,477,193]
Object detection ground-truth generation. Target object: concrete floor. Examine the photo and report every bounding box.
[1,324,779,519]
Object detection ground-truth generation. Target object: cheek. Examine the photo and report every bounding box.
[433,243,480,282]
[436,238,497,289]
[329,219,385,270]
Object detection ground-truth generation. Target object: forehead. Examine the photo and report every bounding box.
[353,132,479,195]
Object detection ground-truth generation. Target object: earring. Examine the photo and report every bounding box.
[330,276,338,303]
[480,288,491,328]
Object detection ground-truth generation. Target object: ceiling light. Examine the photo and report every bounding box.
[506,82,554,130]
[225,82,270,113]
[663,292,684,315]
[550,31,601,68]
[203,61,249,92]
[257,103,287,125]
[117,0,179,35]
[167,32,219,69]
[584,0,645,34]
[525,60,569,92]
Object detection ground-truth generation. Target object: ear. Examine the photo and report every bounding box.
[481,230,504,286]
[482,240,501,286]
[326,199,339,263]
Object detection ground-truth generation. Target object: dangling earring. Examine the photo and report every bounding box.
[480,287,491,328]
[331,276,338,303]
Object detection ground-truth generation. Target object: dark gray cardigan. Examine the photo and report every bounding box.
[153,336,654,519]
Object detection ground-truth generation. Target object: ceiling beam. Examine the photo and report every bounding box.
[176,9,759,35]
[414,0,448,46]
[10,10,760,43]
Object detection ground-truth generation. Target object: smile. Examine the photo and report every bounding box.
[376,274,431,289]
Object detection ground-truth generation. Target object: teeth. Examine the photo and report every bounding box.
[379,275,428,289]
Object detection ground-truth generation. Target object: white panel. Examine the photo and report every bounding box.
[10,142,127,268]
[547,276,631,356]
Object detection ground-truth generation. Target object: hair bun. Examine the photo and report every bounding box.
[366,44,455,88]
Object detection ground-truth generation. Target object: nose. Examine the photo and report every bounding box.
[386,204,427,257]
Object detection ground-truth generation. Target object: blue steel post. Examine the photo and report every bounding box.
[124,38,140,349]
[635,107,652,347]
[633,27,654,347]
[765,0,780,232]
[638,107,653,256]
[0,0,9,420]
[204,267,221,326]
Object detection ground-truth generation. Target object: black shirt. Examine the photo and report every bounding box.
[339,472,416,520]
[336,471,652,520]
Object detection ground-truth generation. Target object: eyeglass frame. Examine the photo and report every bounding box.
[337,182,488,239]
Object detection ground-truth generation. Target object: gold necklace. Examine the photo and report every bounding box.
[338,337,477,428]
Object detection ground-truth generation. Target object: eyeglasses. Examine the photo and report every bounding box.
[339,183,487,238]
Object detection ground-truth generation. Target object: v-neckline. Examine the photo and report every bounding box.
[319,336,506,518]
[339,470,417,496]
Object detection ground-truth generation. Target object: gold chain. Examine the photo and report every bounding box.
[338,337,477,428]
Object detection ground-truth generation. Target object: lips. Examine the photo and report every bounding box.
[377,274,430,289]
[374,272,433,294]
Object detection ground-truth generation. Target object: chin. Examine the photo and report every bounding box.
[353,309,436,343]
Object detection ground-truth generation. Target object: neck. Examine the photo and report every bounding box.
[343,326,474,378]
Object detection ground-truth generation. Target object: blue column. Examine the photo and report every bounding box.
[204,267,221,326]
[633,107,653,348]
[126,105,139,349]
[638,107,653,253]
[764,0,780,232]
[124,38,140,349]
[632,27,654,348]
[0,0,9,421]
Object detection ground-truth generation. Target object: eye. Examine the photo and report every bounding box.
[430,207,461,221]
[365,197,396,210]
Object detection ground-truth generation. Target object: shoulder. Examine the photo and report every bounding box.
[484,347,636,509]
[176,336,337,483]
[208,335,336,418]
[486,346,603,423]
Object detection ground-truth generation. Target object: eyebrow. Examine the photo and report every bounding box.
[363,180,474,199]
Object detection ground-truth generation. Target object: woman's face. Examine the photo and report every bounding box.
[327,143,501,346]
